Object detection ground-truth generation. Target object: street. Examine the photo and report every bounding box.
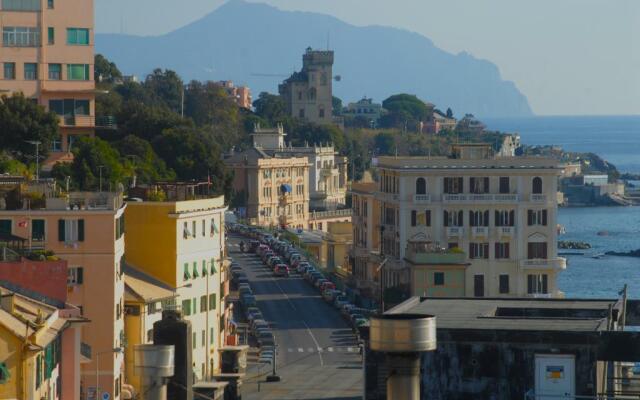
[228,234,363,400]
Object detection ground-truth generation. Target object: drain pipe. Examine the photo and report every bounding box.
[369,313,436,400]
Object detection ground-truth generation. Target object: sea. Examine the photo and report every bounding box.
[484,116,640,299]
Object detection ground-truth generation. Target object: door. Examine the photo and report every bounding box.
[473,274,484,297]
[535,354,575,399]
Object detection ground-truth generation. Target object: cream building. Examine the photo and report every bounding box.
[352,144,565,303]
[124,188,229,381]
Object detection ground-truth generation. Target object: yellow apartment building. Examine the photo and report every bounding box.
[124,188,229,381]
[0,187,126,400]
[0,0,105,169]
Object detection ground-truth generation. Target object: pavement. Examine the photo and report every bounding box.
[228,235,363,400]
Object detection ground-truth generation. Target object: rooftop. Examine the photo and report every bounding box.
[124,264,175,303]
[388,297,623,332]
[375,155,562,171]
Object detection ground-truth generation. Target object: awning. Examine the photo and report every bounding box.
[280,184,292,193]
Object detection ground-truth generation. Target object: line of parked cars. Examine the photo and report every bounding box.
[230,223,373,332]
[229,258,275,365]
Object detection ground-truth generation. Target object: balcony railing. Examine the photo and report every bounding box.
[59,115,95,128]
[494,194,519,202]
[519,257,567,270]
[443,193,520,203]
[530,194,547,202]
[496,226,514,237]
[413,194,431,204]
[96,116,117,129]
[472,226,488,237]
[309,209,353,220]
[446,227,464,237]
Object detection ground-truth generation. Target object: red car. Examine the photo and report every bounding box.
[320,281,336,291]
[273,264,290,277]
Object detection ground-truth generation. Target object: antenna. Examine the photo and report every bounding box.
[327,31,330,50]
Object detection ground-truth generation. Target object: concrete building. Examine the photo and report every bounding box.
[350,181,381,299]
[217,80,252,109]
[124,186,230,381]
[352,144,565,307]
[421,110,456,134]
[342,97,383,127]
[122,265,174,399]
[0,0,104,169]
[0,187,126,400]
[279,47,334,125]
[363,296,640,399]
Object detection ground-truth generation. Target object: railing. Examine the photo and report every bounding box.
[413,194,431,203]
[96,116,117,129]
[497,227,515,237]
[494,194,519,202]
[309,209,352,220]
[530,194,547,202]
[468,194,494,202]
[80,342,92,360]
[443,194,467,202]
[58,115,95,128]
[472,226,488,237]
[519,257,567,270]
[446,227,463,237]
[444,193,520,203]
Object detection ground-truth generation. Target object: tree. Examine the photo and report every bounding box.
[446,107,453,118]
[332,96,343,116]
[94,54,122,83]
[70,137,127,190]
[374,132,396,155]
[380,94,431,130]
[115,135,175,183]
[143,68,184,113]
[290,123,345,151]
[0,93,60,163]
[253,92,288,123]
[117,101,190,142]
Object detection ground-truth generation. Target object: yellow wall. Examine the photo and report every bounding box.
[125,203,178,286]
[0,326,22,400]
[124,301,143,397]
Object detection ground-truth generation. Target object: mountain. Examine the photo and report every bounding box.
[96,0,533,118]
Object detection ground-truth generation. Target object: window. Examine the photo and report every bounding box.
[182,299,191,316]
[2,0,41,10]
[192,262,199,278]
[202,330,206,347]
[527,210,548,226]
[319,108,325,118]
[299,109,305,118]
[47,0,53,8]
[183,222,190,239]
[24,63,37,80]
[202,220,205,237]
[210,328,214,345]
[58,219,84,242]
[434,272,445,286]
[470,177,490,194]
[202,260,207,276]
[3,63,16,80]
[32,219,45,241]
[48,64,61,80]
[192,221,196,238]
[183,263,191,280]
[499,274,510,294]
[210,258,216,274]
[3,27,40,47]
[200,296,207,312]
[47,27,54,44]
[532,177,543,194]
[499,177,510,194]
[0,362,10,384]
[469,242,489,259]
[527,242,548,259]
[469,210,489,227]
[209,293,216,310]
[67,64,90,80]
[495,242,510,259]
[443,210,463,227]
[192,332,196,349]
[115,214,125,240]
[146,329,153,343]
[443,177,463,194]
[527,274,548,294]
[495,210,515,227]
[415,177,426,195]
[48,99,89,116]
[66,28,89,45]
[0,219,11,235]
[474,274,485,297]
[67,267,83,285]
[147,302,158,315]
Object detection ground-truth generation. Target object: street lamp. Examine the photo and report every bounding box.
[95,347,123,400]
[98,165,105,192]
[25,140,41,181]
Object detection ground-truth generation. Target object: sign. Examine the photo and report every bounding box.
[545,365,564,380]
[87,387,97,400]
[102,392,110,400]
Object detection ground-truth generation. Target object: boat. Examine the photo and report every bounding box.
[591,253,606,259]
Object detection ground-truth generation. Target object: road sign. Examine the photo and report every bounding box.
[102,392,110,400]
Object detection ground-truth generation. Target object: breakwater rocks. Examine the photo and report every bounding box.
[558,241,591,250]
[605,249,640,258]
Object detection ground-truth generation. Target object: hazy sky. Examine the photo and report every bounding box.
[95,0,640,116]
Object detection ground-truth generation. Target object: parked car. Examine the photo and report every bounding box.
[341,304,356,318]
[296,262,311,274]
[267,256,283,269]
[334,295,349,309]
[322,289,341,302]
[314,277,329,288]
[257,331,275,347]
[319,281,336,292]
[274,264,290,277]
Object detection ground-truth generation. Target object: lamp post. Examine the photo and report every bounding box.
[94,347,123,400]
[25,140,41,181]
[98,165,105,192]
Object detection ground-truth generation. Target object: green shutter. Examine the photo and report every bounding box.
[192,262,198,278]
[210,258,216,274]
[202,260,207,276]
[76,267,83,284]
[0,362,10,384]
[183,263,190,280]
[77,219,84,241]
[58,219,65,241]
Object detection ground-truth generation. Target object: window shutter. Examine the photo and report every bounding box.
[495,211,500,227]
[411,210,416,227]
[77,268,83,284]
[509,210,515,226]
[542,275,548,293]
[470,177,476,193]
[495,242,500,258]
[505,243,510,259]
[542,210,548,226]
[425,210,431,226]
[443,211,449,227]
[483,210,489,226]
[527,210,533,226]
[58,219,65,241]
[77,219,85,241]
[458,211,464,227]
[469,211,474,227]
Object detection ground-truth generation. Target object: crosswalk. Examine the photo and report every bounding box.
[284,346,360,354]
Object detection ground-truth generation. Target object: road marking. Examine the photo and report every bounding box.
[327,347,334,352]
[308,348,314,353]
[347,347,354,352]
[287,348,293,353]
[298,348,303,353]
[317,347,323,353]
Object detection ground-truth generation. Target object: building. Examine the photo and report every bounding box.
[0,186,126,400]
[279,47,334,125]
[342,97,384,127]
[217,80,252,109]
[124,185,230,381]
[0,0,105,170]
[350,181,381,300]
[123,264,174,399]
[421,110,456,134]
[363,296,640,399]
[353,144,565,307]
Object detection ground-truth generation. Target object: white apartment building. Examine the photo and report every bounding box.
[366,144,565,300]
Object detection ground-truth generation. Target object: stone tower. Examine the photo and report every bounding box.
[279,47,334,125]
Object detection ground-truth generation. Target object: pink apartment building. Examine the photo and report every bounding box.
[0,187,127,400]
[0,0,98,169]
[217,80,252,109]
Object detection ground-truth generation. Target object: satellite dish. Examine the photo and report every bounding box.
[333,75,341,82]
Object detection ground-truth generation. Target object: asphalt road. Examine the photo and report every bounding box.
[228,234,363,400]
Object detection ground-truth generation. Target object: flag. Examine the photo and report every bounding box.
[18,220,28,228]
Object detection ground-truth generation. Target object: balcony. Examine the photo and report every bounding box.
[444,193,520,203]
[405,249,467,265]
[413,194,431,204]
[442,194,468,203]
[446,227,464,237]
[59,115,95,128]
[530,194,547,202]
[494,194,519,202]
[496,226,515,237]
[471,227,488,237]
[519,257,567,270]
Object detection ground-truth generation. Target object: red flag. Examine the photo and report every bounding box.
[18,220,28,228]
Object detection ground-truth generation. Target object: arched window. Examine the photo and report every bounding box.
[308,87,317,101]
[416,177,426,195]
[532,177,543,194]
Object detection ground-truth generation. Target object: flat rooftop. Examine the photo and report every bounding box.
[375,156,561,171]
[388,297,622,332]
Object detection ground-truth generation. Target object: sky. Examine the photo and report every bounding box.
[95,0,640,116]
